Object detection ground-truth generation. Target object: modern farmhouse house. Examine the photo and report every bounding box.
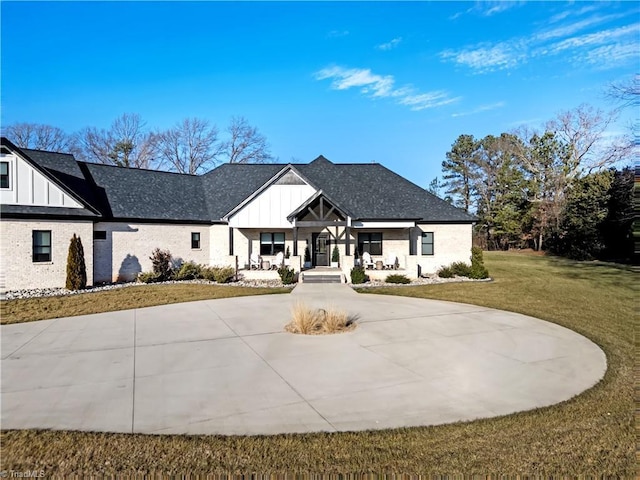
[0,137,476,290]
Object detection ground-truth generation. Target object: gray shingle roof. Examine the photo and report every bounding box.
[2,138,475,223]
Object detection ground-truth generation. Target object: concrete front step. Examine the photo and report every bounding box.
[301,274,343,284]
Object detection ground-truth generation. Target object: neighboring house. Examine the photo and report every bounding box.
[0,137,476,290]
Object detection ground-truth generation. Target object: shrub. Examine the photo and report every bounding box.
[214,266,235,283]
[385,274,411,284]
[350,265,367,284]
[437,265,454,278]
[331,245,340,264]
[65,234,87,290]
[470,246,489,279]
[175,261,202,280]
[304,246,311,263]
[285,246,291,259]
[278,266,296,285]
[150,248,173,281]
[199,266,235,283]
[137,271,159,283]
[450,261,472,277]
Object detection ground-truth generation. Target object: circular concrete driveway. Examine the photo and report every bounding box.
[1,284,606,435]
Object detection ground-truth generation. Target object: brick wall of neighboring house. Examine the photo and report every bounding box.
[93,222,212,283]
[1,219,94,290]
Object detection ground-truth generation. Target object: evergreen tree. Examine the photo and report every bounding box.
[442,134,479,212]
[600,167,634,263]
[66,234,87,290]
[548,170,613,260]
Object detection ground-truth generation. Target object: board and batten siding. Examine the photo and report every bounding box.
[0,153,83,208]
[228,183,316,228]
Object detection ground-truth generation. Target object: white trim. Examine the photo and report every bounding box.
[224,165,317,220]
[351,221,416,228]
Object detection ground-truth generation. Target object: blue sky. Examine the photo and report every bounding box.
[1,1,637,187]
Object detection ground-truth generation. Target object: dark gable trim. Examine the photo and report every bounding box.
[1,138,102,216]
[1,212,98,221]
[107,217,222,225]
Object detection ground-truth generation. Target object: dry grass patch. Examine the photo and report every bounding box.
[285,301,355,335]
[0,284,291,324]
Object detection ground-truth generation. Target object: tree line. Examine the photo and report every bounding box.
[2,114,274,174]
[433,103,635,263]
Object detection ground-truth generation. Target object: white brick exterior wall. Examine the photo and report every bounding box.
[1,219,94,290]
[408,223,474,275]
[93,222,211,283]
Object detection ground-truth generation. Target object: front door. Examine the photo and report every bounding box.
[312,232,330,266]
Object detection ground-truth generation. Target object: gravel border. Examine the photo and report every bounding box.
[349,275,492,288]
[2,278,294,301]
[2,275,491,300]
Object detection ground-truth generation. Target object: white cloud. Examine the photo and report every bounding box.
[327,30,349,38]
[441,10,639,73]
[449,1,524,19]
[542,23,639,54]
[377,37,402,51]
[451,102,506,118]
[549,4,601,23]
[440,43,525,72]
[315,65,460,111]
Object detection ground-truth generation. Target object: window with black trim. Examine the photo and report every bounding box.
[93,230,107,241]
[33,230,52,262]
[421,232,434,255]
[0,161,9,189]
[358,232,382,256]
[191,232,201,249]
[260,232,285,255]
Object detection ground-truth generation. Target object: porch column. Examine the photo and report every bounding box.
[345,225,351,255]
[293,227,298,256]
[229,227,234,255]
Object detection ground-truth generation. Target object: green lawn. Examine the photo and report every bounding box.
[0,252,635,475]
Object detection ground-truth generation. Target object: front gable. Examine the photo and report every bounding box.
[226,166,317,228]
[0,150,83,209]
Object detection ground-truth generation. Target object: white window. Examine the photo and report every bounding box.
[0,161,10,189]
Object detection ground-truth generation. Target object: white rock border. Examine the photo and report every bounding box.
[350,275,492,288]
[2,278,294,301]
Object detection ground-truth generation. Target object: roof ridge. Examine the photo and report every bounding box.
[82,161,201,176]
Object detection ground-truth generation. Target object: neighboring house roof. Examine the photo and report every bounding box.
[1,138,476,224]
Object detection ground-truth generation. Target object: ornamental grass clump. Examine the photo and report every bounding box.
[285,302,355,335]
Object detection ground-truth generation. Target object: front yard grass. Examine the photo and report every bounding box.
[0,284,291,324]
[0,252,635,475]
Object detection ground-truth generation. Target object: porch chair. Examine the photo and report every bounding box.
[272,251,284,270]
[384,254,397,270]
[362,251,375,269]
[250,252,261,270]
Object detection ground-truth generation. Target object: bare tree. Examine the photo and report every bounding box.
[606,74,639,109]
[154,118,224,174]
[2,122,77,152]
[546,104,624,176]
[75,113,157,168]
[224,116,273,163]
